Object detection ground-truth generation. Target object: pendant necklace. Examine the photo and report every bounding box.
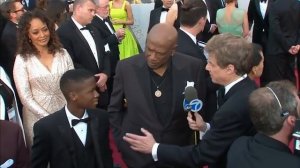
[151,75,167,98]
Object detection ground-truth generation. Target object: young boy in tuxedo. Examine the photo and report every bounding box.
[31,69,113,168]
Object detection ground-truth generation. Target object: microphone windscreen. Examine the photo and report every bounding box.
[185,86,198,101]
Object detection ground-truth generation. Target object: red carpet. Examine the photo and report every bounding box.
[109,129,128,168]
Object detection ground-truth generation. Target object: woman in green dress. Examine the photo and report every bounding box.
[216,0,249,38]
[109,0,140,60]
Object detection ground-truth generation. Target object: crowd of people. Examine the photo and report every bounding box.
[0,0,300,168]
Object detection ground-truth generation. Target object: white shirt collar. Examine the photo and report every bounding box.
[224,74,247,94]
[180,27,197,44]
[71,17,86,30]
[95,14,104,21]
[65,106,89,128]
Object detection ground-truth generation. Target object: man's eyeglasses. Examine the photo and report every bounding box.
[12,8,25,13]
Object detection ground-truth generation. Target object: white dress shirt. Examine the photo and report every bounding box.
[65,106,89,145]
[160,6,169,23]
[180,27,197,44]
[72,17,99,67]
[259,0,268,19]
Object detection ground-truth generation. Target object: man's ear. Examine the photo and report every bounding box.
[287,115,296,127]
[69,91,78,102]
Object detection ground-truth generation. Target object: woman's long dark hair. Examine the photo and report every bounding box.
[17,9,63,58]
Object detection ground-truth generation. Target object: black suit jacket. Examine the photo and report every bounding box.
[57,19,110,76]
[147,7,180,33]
[198,0,224,42]
[176,29,206,62]
[31,108,113,168]
[227,133,300,168]
[156,78,257,168]
[91,16,120,75]
[109,52,206,168]
[23,0,36,10]
[0,21,17,79]
[266,0,300,56]
[0,120,29,168]
[248,0,271,51]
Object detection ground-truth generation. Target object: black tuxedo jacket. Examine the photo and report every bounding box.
[0,21,17,79]
[147,7,180,33]
[31,108,113,168]
[109,52,206,168]
[23,0,36,10]
[266,0,300,56]
[227,133,300,168]
[157,78,257,168]
[198,0,224,42]
[0,120,29,168]
[248,0,271,50]
[91,16,120,75]
[57,19,110,76]
[176,29,206,62]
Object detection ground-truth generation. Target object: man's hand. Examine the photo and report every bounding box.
[116,28,125,40]
[209,24,217,33]
[95,73,108,92]
[166,3,178,26]
[289,45,300,55]
[123,128,156,154]
[187,112,206,132]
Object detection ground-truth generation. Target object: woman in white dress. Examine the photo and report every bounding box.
[13,9,74,147]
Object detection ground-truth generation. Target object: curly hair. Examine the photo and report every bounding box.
[17,9,63,58]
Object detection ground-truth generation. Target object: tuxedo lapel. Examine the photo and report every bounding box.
[169,56,185,125]
[88,111,104,168]
[264,0,271,21]
[255,0,267,21]
[57,110,78,168]
[70,20,99,67]
[106,18,116,32]
[135,58,159,121]
[154,8,162,24]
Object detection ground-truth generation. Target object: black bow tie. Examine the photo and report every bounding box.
[103,18,110,22]
[80,26,89,31]
[161,7,169,12]
[260,0,267,3]
[71,118,90,126]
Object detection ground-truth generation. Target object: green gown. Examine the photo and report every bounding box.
[109,1,140,60]
[216,8,245,37]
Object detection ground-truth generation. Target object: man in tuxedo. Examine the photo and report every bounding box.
[21,0,35,10]
[123,34,257,168]
[248,0,272,86]
[92,0,125,96]
[176,0,219,122]
[197,0,224,43]
[31,69,113,168]
[109,23,206,168]
[248,0,271,53]
[264,0,300,86]
[57,0,110,109]
[176,0,207,62]
[148,0,180,32]
[227,81,300,168]
[0,0,25,79]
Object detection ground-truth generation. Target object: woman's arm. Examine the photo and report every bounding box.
[243,11,250,38]
[13,55,48,118]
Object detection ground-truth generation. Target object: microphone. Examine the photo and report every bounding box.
[293,119,300,156]
[183,81,203,144]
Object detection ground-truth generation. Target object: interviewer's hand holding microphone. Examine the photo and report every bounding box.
[187,112,206,132]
